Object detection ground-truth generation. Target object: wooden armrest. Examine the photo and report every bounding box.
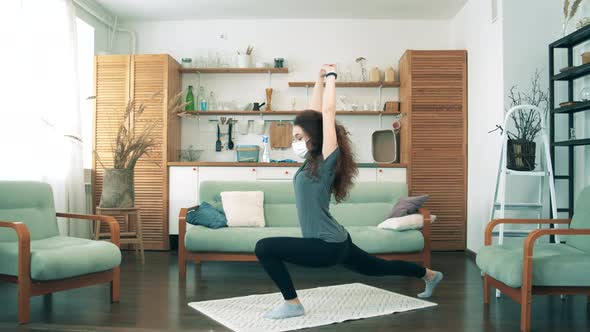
[484,218,571,245]
[418,208,431,253]
[178,205,198,256]
[524,228,590,257]
[0,221,31,280]
[56,212,120,247]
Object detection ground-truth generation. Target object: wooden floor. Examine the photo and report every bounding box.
[0,251,588,332]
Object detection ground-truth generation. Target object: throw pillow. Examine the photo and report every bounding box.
[186,202,227,229]
[378,214,424,231]
[386,195,429,219]
[221,191,265,227]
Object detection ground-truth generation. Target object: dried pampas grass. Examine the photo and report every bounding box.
[94,90,187,170]
[564,0,584,19]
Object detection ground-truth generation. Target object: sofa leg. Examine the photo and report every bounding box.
[111,267,120,303]
[520,287,532,332]
[483,275,490,304]
[17,280,30,324]
[179,253,187,281]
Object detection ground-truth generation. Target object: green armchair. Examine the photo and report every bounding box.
[477,186,590,332]
[0,181,121,324]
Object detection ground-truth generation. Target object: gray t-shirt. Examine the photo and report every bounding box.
[293,148,349,243]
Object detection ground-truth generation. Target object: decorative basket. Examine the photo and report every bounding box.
[507,140,536,171]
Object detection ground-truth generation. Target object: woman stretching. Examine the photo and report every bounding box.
[255,64,443,320]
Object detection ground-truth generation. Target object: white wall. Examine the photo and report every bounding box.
[503,1,590,225]
[450,0,504,252]
[74,3,110,54]
[114,19,451,162]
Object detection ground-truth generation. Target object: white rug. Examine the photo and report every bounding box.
[188,283,437,332]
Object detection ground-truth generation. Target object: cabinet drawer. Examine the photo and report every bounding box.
[376,168,406,182]
[357,168,377,181]
[256,167,298,180]
[198,167,257,182]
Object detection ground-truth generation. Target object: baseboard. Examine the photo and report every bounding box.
[465,249,477,261]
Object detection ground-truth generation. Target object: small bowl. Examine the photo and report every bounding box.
[178,149,203,162]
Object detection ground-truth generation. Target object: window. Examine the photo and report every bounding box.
[76,17,94,170]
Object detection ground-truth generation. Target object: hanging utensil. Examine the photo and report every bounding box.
[216,124,222,152]
[228,121,234,150]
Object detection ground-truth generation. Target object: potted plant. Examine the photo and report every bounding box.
[95,92,184,208]
[505,70,549,171]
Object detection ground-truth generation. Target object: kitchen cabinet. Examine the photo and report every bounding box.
[168,167,198,234]
[255,167,299,180]
[198,166,257,182]
[376,168,406,182]
[356,168,377,181]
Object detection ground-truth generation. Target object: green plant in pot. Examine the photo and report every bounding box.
[95,92,185,208]
[506,70,549,171]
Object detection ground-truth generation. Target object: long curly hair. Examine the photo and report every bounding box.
[294,110,358,203]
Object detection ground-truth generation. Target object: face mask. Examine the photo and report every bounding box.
[292,140,309,158]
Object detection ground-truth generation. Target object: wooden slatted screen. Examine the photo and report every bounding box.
[400,50,467,251]
[130,55,168,250]
[94,54,179,250]
[93,55,130,217]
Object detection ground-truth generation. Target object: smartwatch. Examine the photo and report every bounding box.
[323,72,337,79]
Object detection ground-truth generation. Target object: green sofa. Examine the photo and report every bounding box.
[477,186,590,332]
[178,181,432,280]
[0,181,122,324]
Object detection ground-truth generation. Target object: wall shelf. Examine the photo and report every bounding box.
[552,100,590,114]
[552,62,590,81]
[550,24,590,48]
[549,25,590,221]
[180,67,289,74]
[289,81,400,88]
[178,110,401,117]
[552,138,590,146]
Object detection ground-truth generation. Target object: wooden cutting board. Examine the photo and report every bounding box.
[270,122,292,149]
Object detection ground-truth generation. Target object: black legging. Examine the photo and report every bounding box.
[254,234,427,300]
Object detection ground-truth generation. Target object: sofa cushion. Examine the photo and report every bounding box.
[0,236,121,281]
[378,214,424,231]
[184,226,424,254]
[567,186,590,252]
[186,202,227,229]
[199,181,407,227]
[476,243,590,288]
[0,181,59,242]
[221,191,265,227]
[386,195,429,218]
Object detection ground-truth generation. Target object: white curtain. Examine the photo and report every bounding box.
[0,0,90,238]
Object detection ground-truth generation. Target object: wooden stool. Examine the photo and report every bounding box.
[95,207,145,264]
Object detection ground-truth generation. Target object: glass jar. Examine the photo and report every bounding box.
[181,58,193,68]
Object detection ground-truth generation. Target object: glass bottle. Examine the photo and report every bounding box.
[262,135,271,163]
[197,86,206,110]
[200,96,208,111]
[208,91,217,110]
[185,85,195,111]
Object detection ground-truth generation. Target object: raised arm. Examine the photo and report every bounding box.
[308,69,325,112]
[321,64,338,158]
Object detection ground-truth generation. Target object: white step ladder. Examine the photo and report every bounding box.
[490,105,558,297]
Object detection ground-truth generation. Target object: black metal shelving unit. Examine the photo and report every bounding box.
[548,24,590,221]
